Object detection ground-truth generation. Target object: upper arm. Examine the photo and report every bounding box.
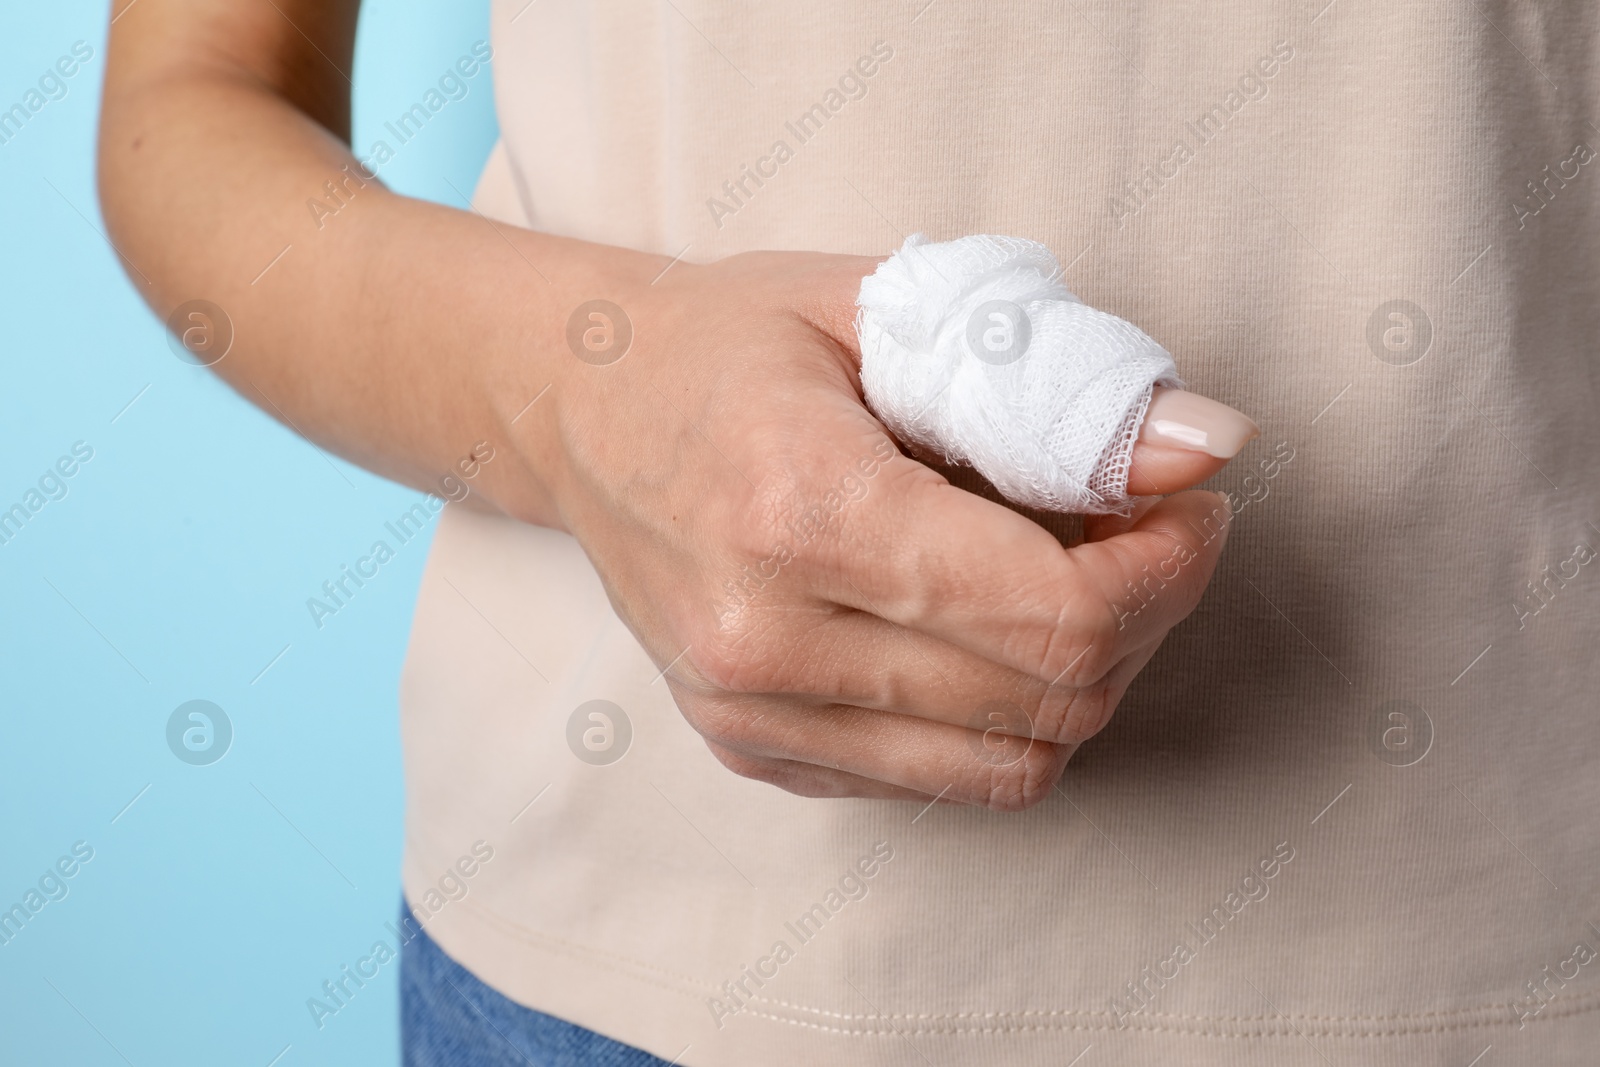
[104,0,362,140]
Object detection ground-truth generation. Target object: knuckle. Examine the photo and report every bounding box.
[678,692,761,748]
[1024,684,1088,742]
[1057,684,1118,744]
[1036,588,1119,687]
[980,741,1065,813]
[685,633,748,693]
[714,549,801,631]
[687,623,787,695]
[729,483,799,565]
[961,703,1066,813]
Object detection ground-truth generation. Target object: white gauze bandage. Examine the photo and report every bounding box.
[856,234,1181,514]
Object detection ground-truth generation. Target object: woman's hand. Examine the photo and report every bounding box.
[515,249,1244,809]
[102,0,1249,810]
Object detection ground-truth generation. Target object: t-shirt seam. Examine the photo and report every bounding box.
[436,892,1600,1039]
[731,1000,1600,1038]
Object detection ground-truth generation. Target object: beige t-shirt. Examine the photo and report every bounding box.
[399,2,1600,1064]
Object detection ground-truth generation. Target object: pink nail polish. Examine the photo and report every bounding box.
[1138,388,1261,459]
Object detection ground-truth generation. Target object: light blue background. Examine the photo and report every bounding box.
[0,3,500,1063]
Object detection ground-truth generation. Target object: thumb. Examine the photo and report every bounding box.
[809,254,1258,496]
[1126,387,1260,495]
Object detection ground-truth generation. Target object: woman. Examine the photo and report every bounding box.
[100,2,1600,1063]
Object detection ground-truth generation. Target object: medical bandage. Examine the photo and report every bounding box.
[856,234,1180,514]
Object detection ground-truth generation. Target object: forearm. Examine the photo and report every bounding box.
[98,7,662,528]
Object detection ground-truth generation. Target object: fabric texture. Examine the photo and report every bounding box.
[857,233,1180,513]
[400,898,673,1066]
[397,3,1600,1065]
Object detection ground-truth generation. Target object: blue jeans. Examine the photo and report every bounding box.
[400,900,673,1066]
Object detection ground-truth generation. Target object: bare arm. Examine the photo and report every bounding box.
[99,0,647,525]
[100,0,1244,809]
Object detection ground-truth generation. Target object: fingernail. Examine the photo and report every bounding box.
[1138,387,1260,459]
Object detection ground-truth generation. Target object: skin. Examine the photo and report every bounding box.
[100,0,1238,811]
